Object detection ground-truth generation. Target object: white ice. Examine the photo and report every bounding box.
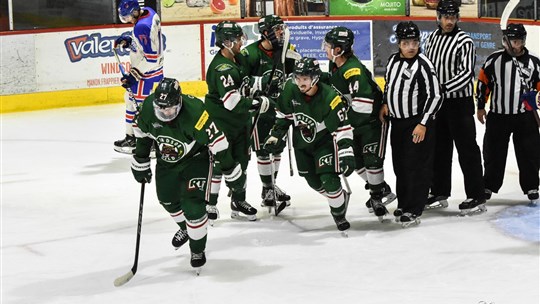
[1,104,539,304]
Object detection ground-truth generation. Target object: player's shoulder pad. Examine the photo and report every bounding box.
[343,67,361,80]
[215,63,234,72]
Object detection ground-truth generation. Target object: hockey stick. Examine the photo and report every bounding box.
[114,182,145,287]
[342,175,352,195]
[250,26,291,140]
[500,0,540,127]
[281,27,295,177]
[112,47,138,108]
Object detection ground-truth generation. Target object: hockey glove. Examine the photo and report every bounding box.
[121,68,142,89]
[251,96,270,114]
[114,35,133,48]
[338,146,355,177]
[223,163,246,192]
[131,156,152,183]
[263,133,286,154]
[521,90,540,111]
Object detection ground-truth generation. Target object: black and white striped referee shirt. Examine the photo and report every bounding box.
[476,48,540,115]
[424,27,476,99]
[383,52,443,125]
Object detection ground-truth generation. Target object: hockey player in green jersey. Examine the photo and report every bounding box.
[237,15,294,213]
[322,26,396,221]
[264,58,355,233]
[205,20,271,221]
[131,77,244,272]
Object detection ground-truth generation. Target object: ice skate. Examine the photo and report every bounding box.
[190,251,206,276]
[400,213,421,228]
[365,183,396,213]
[113,134,136,154]
[332,215,350,237]
[393,208,403,223]
[231,200,257,221]
[424,194,449,210]
[369,197,389,222]
[171,229,188,250]
[458,198,487,216]
[527,190,539,206]
[484,189,493,200]
[206,205,219,226]
[261,186,288,216]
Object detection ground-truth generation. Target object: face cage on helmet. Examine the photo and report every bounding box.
[221,33,247,49]
[154,103,181,122]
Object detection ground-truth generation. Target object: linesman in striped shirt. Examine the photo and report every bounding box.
[476,23,540,206]
[379,21,442,227]
[423,0,486,215]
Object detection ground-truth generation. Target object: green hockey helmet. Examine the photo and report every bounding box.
[324,26,354,53]
[293,57,321,90]
[215,21,245,49]
[258,15,284,35]
[153,78,182,122]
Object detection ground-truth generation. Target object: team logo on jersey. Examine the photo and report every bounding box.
[188,178,207,191]
[318,153,333,167]
[152,122,163,129]
[294,113,317,143]
[156,135,186,163]
[363,142,379,154]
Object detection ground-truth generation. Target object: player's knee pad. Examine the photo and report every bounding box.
[159,200,182,214]
[303,174,322,191]
[363,153,384,169]
[320,173,341,193]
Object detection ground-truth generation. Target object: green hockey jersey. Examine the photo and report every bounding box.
[272,80,354,151]
[135,93,234,171]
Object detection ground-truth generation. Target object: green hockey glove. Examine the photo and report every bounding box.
[131,156,152,183]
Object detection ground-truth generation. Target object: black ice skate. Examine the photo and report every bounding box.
[424,194,449,210]
[231,200,257,221]
[393,208,403,223]
[484,189,493,200]
[527,190,539,206]
[332,191,350,237]
[458,198,487,216]
[171,229,188,250]
[365,183,396,213]
[400,213,421,228]
[369,194,389,222]
[261,185,289,216]
[190,251,206,275]
[114,134,136,154]
[206,204,219,226]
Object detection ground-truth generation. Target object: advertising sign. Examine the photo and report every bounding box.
[409,0,478,18]
[203,20,373,76]
[372,20,503,77]
[330,0,406,16]
[161,0,241,22]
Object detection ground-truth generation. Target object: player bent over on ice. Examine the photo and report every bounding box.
[264,58,356,234]
[131,78,244,273]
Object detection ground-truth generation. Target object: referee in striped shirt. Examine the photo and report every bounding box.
[476,23,540,205]
[379,21,442,226]
[423,0,486,214]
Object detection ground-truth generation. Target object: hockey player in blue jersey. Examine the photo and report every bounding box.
[114,0,164,154]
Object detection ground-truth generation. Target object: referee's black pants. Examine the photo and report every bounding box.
[483,111,540,195]
[390,116,435,216]
[430,97,485,200]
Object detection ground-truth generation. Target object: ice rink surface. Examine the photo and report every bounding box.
[2,104,539,304]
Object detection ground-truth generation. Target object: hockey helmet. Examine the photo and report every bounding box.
[153,78,182,122]
[118,0,140,23]
[258,15,284,37]
[504,23,527,40]
[395,21,420,41]
[324,26,355,53]
[437,0,460,16]
[293,57,321,90]
[215,21,245,49]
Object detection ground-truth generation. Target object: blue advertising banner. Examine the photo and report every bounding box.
[288,21,372,62]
